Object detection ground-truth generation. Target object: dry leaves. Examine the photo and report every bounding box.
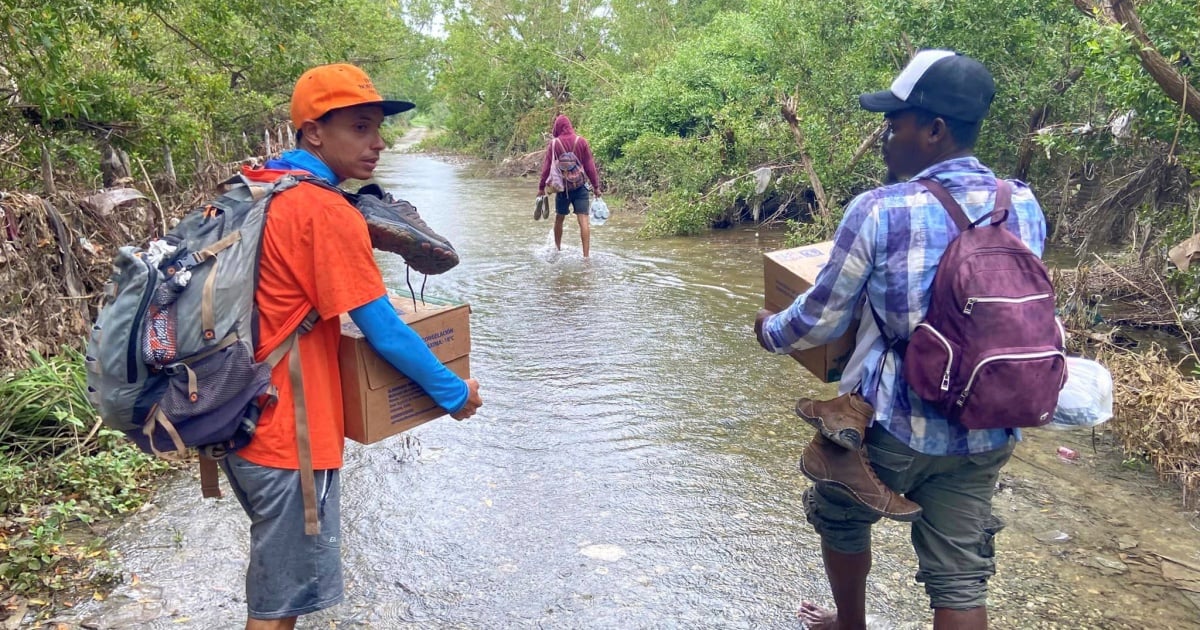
[1102,344,1200,507]
[0,188,158,372]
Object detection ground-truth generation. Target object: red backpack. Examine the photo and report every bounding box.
[555,138,587,192]
[900,178,1067,430]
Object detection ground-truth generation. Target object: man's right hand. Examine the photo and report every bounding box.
[451,378,482,420]
[755,308,775,352]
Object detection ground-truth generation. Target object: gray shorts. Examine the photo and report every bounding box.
[803,426,1014,610]
[220,453,343,620]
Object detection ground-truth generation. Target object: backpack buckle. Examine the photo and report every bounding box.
[164,251,205,276]
[162,362,185,376]
[182,251,205,268]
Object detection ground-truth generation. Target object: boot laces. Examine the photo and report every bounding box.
[404,266,428,311]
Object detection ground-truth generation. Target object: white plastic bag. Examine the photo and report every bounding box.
[590,197,610,226]
[1046,357,1114,430]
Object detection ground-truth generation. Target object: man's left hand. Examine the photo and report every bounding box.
[755,308,775,351]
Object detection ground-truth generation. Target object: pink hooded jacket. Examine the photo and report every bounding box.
[538,115,601,194]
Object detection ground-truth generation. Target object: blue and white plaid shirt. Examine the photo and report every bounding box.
[762,157,1047,456]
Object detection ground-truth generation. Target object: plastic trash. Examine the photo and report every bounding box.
[590,197,610,226]
[1046,357,1114,430]
[1034,530,1072,544]
[752,166,773,195]
[1056,446,1079,461]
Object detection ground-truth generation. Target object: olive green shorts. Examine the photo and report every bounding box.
[803,426,1014,610]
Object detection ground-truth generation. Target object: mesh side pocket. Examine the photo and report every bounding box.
[143,281,188,365]
[143,301,178,364]
[150,339,271,450]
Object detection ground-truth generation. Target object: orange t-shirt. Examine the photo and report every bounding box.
[236,168,385,470]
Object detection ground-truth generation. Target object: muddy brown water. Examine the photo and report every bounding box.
[51,139,1200,629]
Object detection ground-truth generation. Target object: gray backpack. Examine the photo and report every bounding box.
[85,174,319,519]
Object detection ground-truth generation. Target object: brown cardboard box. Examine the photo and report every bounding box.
[340,296,471,444]
[763,242,857,382]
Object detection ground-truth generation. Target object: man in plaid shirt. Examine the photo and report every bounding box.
[756,51,1047,629]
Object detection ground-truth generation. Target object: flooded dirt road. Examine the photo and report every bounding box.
[51,134,1200,629]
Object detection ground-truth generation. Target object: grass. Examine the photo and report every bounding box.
[0,348,168,619]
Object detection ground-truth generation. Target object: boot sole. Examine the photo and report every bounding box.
[795,410,864,451]
[798,457,923,523]
[366,222,460,275]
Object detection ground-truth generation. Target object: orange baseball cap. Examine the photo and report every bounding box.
[290,63,414,129]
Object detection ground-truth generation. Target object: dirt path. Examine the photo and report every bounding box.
[394,126,433,151]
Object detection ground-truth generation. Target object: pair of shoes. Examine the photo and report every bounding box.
[534,195,549,221]
[795,393,873,450]
[799,433,923,522]
[354,184,459,275]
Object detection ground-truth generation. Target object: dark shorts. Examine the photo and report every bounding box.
[803,427,1014,610]
[555,186,590,215]
[220,453,343,620]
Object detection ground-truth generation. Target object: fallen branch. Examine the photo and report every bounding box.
[845,122,887,174]
[1090,252,1157,300]
[1150,267,1199,360]
[780,94,829,216]
[40,143,55,197]
[136,158,167,236]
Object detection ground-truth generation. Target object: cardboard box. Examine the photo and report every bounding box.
[763,242,857,382]
[340,295,471,444]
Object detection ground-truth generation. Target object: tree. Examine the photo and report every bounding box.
[0,0,436,190]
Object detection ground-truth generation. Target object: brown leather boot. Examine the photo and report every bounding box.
[799,433,923,522]
[795,393,873,450]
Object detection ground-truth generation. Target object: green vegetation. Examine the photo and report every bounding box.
[0,349,168,597]
[0,0,437,192]
[3,1,1194,248]
[431,0,1198,251]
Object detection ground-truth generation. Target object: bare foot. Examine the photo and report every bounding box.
[798,601,839,629]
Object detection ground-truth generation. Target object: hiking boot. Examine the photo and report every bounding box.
[795,393,873,450]
[799,433,923,522]
[354,184,459,275]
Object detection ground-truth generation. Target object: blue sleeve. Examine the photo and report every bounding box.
[349,295,469,413]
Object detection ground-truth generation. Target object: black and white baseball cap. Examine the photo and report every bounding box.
[859,50,995,122]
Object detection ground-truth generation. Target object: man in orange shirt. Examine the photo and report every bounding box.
[219,63,483,630]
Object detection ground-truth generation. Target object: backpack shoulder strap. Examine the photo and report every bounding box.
[260,308,323,535]
[992,179,1012,225]
[920,178,1013,231]
[866,296,909,359]
[917,179,970,231]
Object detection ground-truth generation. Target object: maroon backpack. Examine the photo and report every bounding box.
[900,178,1067,430]
[555,138,587,192]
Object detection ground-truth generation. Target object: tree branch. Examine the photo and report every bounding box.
[1015,66,1084,180]
[150,9,237,74]
[781,94,829,217]
[1075,0,1200,126]
[845,122,887,175]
